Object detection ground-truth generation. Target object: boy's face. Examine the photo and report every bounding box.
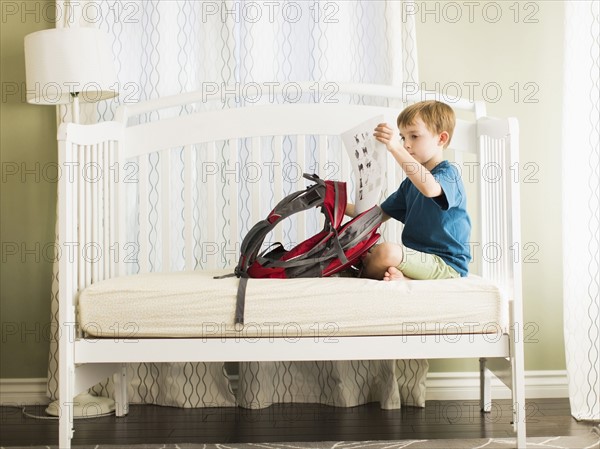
[398,117,446,169]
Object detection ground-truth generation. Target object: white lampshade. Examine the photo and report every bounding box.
[24,27,118,105]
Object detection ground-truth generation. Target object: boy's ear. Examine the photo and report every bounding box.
[438,131,450,147]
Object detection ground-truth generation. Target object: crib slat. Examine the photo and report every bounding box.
[102,142,109,280]
[490,142,498,280]
[306,135,319,235]
[250,136,261,227]
[72,144,81,289]
[498,143,505,280]
[480,139,485,275]
[495,142,503,281]
[493,142,500,280]
[317,134,328,240]
[91,143,99,283]
[318,135,327,180]
[481,139,490,278]
[114,141,127,278]
[228,139,239,267]
[107,141,115,278]
[84,145,92,287]
[193,144,201,269]
[184,145,194,270]
[109,142,117,278]
[161,150,171,272]
[496,143,501,279]
[341,137,352,187]
[97,143,104,281]
[206,141,217,269]
[296,135,306,243]
[273,135,283,245]
[77,145,84,289]
[138,155,149,273]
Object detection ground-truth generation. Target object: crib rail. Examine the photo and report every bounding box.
[116,82,486,125]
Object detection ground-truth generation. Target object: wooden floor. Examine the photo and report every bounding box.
[0,398,596,446]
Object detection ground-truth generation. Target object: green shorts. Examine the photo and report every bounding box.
[398,247,461,280]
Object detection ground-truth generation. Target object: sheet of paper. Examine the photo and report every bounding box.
[341,115,386,214]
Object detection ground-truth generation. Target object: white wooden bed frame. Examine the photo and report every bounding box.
[56,83,525,448]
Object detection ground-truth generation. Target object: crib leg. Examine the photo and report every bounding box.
[514,397,527,449]
[512,343,527,448]
[479,358,491,412]
[59,365,75,449]
[113,363,129,417]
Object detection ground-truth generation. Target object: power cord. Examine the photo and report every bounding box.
[3,404,115,420]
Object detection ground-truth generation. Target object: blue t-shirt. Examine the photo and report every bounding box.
[380,160,471,276]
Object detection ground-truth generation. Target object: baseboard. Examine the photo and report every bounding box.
[227,369,568,400]
[0,370,568,405]
[425,370,569,400]
[0,378,49,406]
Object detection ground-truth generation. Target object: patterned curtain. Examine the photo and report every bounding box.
[47,0,423,410]
[561,1,600,421]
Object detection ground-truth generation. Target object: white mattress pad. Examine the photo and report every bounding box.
[78,270,508,338]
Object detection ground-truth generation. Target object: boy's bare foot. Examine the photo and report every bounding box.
[383,266,411,281]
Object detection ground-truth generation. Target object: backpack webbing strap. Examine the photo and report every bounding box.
[234,276,248,325]
[236,175,326,275]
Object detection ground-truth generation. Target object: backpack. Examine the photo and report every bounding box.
[231,173,384,325]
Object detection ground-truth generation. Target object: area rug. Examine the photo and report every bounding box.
[4,433,600,449]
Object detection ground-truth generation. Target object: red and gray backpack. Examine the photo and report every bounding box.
[231,173,384,324]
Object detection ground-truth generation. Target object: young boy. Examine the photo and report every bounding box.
[349,100,471,281]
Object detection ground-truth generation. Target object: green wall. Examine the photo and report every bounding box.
[1,0,56,378]
[416,1,566,373]
[0,1,567,379]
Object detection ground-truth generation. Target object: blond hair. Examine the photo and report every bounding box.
[397,100,456,149]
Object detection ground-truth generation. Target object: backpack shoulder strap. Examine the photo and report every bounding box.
[233,174,333,325]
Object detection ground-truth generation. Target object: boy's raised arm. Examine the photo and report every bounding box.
[373,123,443,198]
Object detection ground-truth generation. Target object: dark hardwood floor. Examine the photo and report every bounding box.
[1,398,597,446]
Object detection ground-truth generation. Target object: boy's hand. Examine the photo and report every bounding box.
[374,123,403,153]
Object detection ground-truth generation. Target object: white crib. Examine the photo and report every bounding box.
[56,83,525,448]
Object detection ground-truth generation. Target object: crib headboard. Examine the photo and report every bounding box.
[57,83,522,316]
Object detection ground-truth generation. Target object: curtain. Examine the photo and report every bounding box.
[561,0,600,421]
[47,0,424,410]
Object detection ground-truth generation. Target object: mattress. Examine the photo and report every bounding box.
[78,270,508,338]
